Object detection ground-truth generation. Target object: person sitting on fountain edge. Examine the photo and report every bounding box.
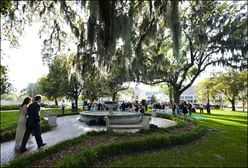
[140,105,145,114]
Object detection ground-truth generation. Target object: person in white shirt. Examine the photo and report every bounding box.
[192,103,196,113]
[61,100,66,116]
[200,104,204,113]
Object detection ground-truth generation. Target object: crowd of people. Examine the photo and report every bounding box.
[120,101,145,114]
[151,101,210,121]
[87,101,146,114]
[86,100,208,119]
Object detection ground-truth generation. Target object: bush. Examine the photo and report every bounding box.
[2,116,206,168]
[0,130,16,143]
[0,120,50,143]
[40,120,51,132]
[55,124,207,167]
[0,104,20,110]
[45,105,60,108]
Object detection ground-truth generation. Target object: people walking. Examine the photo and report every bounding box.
[61,100,66,116]
[14,97,33,150]
[20,95,46,153]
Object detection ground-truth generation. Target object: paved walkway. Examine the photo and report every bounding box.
[0,115,176,166]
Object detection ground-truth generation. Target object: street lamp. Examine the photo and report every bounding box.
[206,86,211,114]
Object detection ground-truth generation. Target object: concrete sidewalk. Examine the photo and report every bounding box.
[0,115,176,165]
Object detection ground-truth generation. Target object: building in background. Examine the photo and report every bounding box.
[180,86,198,103]
[119,84,198,104]
[134,86,168,104]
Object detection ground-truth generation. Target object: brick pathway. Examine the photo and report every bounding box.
[0,115,176,165]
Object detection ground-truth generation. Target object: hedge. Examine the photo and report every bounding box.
[0,120,51,143]
[0,104,20,110]
[55,124,206,167]
[1,117,206,168]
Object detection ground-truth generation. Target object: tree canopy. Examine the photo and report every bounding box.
[0,65,15,94]
[136,1,247,103]
[1,1,247,103]
[196,69,247,111]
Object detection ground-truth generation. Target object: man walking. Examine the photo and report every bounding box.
[61,100,66,116]
[20,95,46,153]
[200,103,204,113]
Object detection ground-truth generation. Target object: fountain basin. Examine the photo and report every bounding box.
[79,111,143,124]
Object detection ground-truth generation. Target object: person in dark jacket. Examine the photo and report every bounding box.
[20,95,46,153]
[182,101,188,121]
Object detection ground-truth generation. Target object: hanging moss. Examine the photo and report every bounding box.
[168,1,181,61]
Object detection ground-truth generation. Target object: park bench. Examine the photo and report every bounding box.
[44,111,58,127]
[103,115,151,131]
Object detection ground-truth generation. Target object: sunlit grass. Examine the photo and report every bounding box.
[108,110,247,167]
[0,109,78,133]
[0,111,19,130]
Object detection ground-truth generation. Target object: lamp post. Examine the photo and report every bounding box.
[206,86,211,114]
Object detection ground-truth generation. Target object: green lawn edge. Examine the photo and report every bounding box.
[54,123,206,167]
[1,116,206,168]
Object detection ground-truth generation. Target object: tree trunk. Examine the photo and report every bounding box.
[55,98,58,106]
[242,99,246,112]
[169,89,173,103]
[173,88,180,105]
[231,99,236,111]
[75,97,78,108]
[112,93,116,101]
[75,96,78,111]
[168,84,173,103]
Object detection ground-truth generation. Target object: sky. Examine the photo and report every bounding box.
[1,25,49,92]
[1,24,212,93]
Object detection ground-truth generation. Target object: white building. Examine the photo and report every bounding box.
[180,86,198,103]
[134,86,169,103]
[119,84,197,104]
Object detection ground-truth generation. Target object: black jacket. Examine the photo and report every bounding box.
[26,101,41,126]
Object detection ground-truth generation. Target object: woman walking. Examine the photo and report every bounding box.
[182,101,188,121]
[14,97,33,150]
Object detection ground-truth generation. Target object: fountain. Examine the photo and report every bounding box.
[79,101,143,124]
[104,100,118,114]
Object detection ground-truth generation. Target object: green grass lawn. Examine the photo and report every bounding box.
[0,108,80,138]
[0,111,20,131]
[108,110,247,167]
[1,109,247,167]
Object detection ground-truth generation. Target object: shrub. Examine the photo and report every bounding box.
[40,120,51,132]
[0,104,20,110]
[2,117,207,168]
[0,120,50,143]
[46,105,60,108]
[55,124,207,167]
[0,130,16,143]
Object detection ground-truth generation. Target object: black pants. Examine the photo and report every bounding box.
[62,107,65,115]
[20,124,43,150]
